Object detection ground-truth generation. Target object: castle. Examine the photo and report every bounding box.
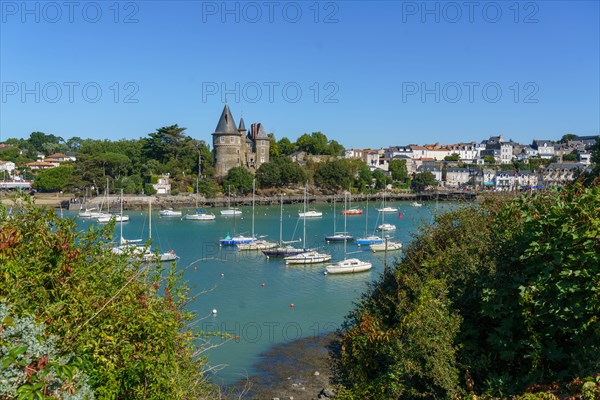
[211,104,270,178]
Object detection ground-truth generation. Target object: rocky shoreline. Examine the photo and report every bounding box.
[226,333,339,400]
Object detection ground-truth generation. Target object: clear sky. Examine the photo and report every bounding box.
[1,1,599,148]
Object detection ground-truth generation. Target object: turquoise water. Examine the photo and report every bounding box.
[72,200,452,384]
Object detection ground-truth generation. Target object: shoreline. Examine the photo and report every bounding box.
[226,333,338,400]
[0,190,476,211]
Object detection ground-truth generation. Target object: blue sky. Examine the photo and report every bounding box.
[1,1,598,148]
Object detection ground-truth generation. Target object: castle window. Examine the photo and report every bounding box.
[230,136,234,144]
[260,157,265,163]
[220,137,224,143]
[261,148,265,154]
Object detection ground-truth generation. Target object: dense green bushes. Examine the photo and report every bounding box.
[0,199,215,399]
[333,185,600,399]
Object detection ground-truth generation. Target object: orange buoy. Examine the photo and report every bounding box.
[290,303,295,308]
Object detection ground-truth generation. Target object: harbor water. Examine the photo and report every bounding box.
[72,200,456,384]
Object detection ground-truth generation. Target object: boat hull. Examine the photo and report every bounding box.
[326,259,372,274]
[262,247,307,257]
[325,235,355,242]
[356,236,384,245]
[284,252,332,265]
[184,213,216,221]
[369,242,403,252]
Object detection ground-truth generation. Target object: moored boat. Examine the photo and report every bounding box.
[285,250,332,265]
[326,258,372,274]
[369,240,402,252]
[159,208,182,217]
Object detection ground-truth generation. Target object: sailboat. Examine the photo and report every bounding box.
[356,195,384,245]
[325,194,354,242]
[98,187,129,223]
[219,188,254,246]
[144,200,179,262]
[376,190,396,231]
[237,179,277,251]
[111,189,144,257]
[159,208,182,217]
[297,188,322,217]
[325,192,372,274]
[220,185,242,216]
[341,190,362,215]
[370,237,403,252]
[376,189,398,213]
[184,153,216,221]
[262,195,307,257]
[284,185,331,265]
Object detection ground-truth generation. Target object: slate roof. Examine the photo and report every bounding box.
[214,104,238,134]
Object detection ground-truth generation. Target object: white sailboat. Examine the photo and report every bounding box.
[237,179,277,251]
[144,200,179,262]
[370,238,403,252]
[376,190,398,213]
[356,195,384,246]
[184,153,216,221]
[262,195,306,257]
[285,185,330,265]
[98,188,129,223]
[111,189,145,257]
[325,194,354,242]
[376,190,396,231]
[220,185,242,216]
[325,192,372,274]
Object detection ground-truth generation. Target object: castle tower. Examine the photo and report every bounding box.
[253,123,270,169]
[212,103,243,178]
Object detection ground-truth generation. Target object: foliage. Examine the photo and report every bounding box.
[483,155,496,164]
[562,153,578,161]
[32,165,75,192]
[277,137,296,156]
[0,302,94,399]
[314,160,353,190]
[0,200,216,399]
[388,159,409,182]
[371,169,390,189]
[333,186,600,398]
[590,137,600,179]
[295,132,344,156]
[411,171,437,191]
[558,133,578,143]
[223,166,254,195]
[444,153,460,161]
[256,157,306,188]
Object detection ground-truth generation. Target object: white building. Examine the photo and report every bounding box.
[533,140,556,159]
[445,168,470,187]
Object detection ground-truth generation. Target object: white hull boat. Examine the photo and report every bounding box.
[298,210,322,218]
[285,251,332,265]
[221,208,242,216]
[184,211,216,221]
[370,241,403,252]
[411,201,423,207]
[377,206,398,213]
[237,239,278,251]
[326,258,372,274]
[159,208,182,217]
[377,223,396,231]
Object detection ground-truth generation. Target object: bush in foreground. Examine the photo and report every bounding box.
[333,185,600,399]
[0,199,216,399]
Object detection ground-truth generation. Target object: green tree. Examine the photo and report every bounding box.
[411,170,437,191]
[32,165,74,192]
[559,133,577,143]
[277,137,296,156]
[444,153,460,161]
[371,169,390,189]
[589,137,600,179]
[314,159,352,190]
[562,153,578,161]
[483,155,496,164]
[223,166,254,194]
[0,200,216,399]
[268,133,281,159]
[389,159,409,182]
[27,131,63,154]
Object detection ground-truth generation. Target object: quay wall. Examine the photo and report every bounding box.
[69,191,477,211]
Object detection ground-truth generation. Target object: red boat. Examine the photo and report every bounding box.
[341,208,363,215]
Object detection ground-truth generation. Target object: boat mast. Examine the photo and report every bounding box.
[279,194,283,245]
[119,189,123,244]
[195,153,200,210]
[251,178,255,239]
[303,184,307,247]
[365,195,369,237]
[148,199,152,241]
[332,194,336,235]
[343,192,348,258]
